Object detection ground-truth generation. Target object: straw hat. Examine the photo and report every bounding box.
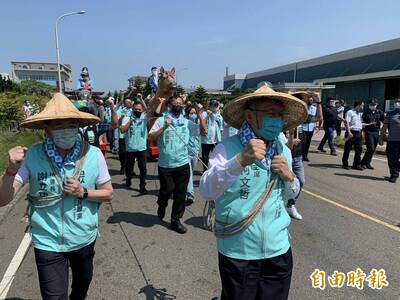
[21,93,100,129]
[290,90,310,102]
[223,86,308,131]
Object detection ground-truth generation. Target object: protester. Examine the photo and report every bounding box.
[184,104,207,206]
[360,99,384,169]
[79,107,100,148]
[148,66,158,95]
[22,100,33,118]
[0,93,113,299]
[318,98,339,155]
[201,99,223,171]
[149,96,206,234]
[335,100,345,137]
[298,92,323,162]
[200,85,306,300]
[342,101,364,170]
[116,99,133,175]
[286,91,319,220]
[380,98,400,183]
[121,101,148,194]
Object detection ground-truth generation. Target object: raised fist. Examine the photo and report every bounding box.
[8,146,27,172]
[236,139,266,167]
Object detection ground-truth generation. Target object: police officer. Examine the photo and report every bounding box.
[380,98,400,183]
[360,99,384,169]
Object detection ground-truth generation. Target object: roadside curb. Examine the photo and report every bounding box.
[0,184,28,226]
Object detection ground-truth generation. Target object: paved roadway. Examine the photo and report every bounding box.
[0,144,399,299]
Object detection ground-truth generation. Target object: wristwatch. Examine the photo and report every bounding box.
[79,187,88,200]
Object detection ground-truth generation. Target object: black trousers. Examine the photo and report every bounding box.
[335,121,342,137]
[386,140,400,178]
[118,138,126,170]
[302,131,314,159]
[201,143,216,171]
[361,131,379,166]
[157,164,190,221]
[342,130,362,167]
[219,248,293,300]
[126,150,147,188]
[34,241,95,300]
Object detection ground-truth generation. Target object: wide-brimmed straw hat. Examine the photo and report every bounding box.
[290,90,311,102]
[21,93,100,129]
[223,86,308,131]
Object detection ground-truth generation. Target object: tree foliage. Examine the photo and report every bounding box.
[191,85,208,104]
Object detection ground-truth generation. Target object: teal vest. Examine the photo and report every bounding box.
[157,116,190,168]
[215,135,292,260]
[25,143,100,252]
[202,113,223,144]
[117,108,125,139]
[125,116,147,152]
[188,132,200,157]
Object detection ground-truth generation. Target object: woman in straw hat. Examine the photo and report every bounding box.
[200,85,307,300]
[0,93,113,300]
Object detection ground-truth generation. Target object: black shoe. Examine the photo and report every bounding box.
[303,157,310,162]
[139,188,148,195]
[157,205,166,220]
[318,148,327,153]
[170,220,187,234]
[119,167,125,175]
[185,198,194,207]
[330,152,337,156]
[389,176,397,183]
[352,166,364,171]
[126,178,131,187]
[366,164,374,170]
[342,165,350,170]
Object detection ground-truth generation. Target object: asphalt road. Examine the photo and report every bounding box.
[0,145,399,299]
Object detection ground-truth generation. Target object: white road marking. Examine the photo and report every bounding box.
[0,231,32,299]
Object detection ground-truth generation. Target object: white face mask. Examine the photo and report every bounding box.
[52,128,78,150]
[369,105,377,111]
[152,71,158,76]
[394,102,400,109]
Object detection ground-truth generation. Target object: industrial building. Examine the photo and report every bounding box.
[224,38,400,108]
[11,61,73,91]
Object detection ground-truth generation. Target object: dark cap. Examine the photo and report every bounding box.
[210,98,219,107]
[369,99,378,106]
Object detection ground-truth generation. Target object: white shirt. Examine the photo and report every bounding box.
[199,143,300,200]
[15,147,111,186]
[302,105,317,132]
[346,109,362,131]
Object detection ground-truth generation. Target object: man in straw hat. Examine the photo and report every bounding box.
[0,93,113,299]
[200,85,307,300]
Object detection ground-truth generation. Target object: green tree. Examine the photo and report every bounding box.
[19,80,54,97]
[113,90,119,100]
[192,85,208,104]
[176,85,186,96]
[134,77,146,94]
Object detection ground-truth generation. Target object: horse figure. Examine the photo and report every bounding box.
[147,66,177,125]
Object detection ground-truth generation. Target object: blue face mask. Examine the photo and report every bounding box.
[52,128,78,149]
[259,117,283,141]
[189,114,197,122]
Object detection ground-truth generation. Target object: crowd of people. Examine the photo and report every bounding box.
[0,66,399,299]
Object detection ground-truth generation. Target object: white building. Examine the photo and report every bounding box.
[11,61,73,91]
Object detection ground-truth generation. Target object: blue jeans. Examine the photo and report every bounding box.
[187,155,198,197]
[288,156,304,206]
[318,127,336,153]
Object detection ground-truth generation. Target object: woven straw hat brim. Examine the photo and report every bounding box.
[290,91,310,101]
[20,93,100,129]
[223,89,308,131]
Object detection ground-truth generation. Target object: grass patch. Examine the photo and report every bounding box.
[0,131,43,173]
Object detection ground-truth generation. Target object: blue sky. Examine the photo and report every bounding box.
[1,0,400,92]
